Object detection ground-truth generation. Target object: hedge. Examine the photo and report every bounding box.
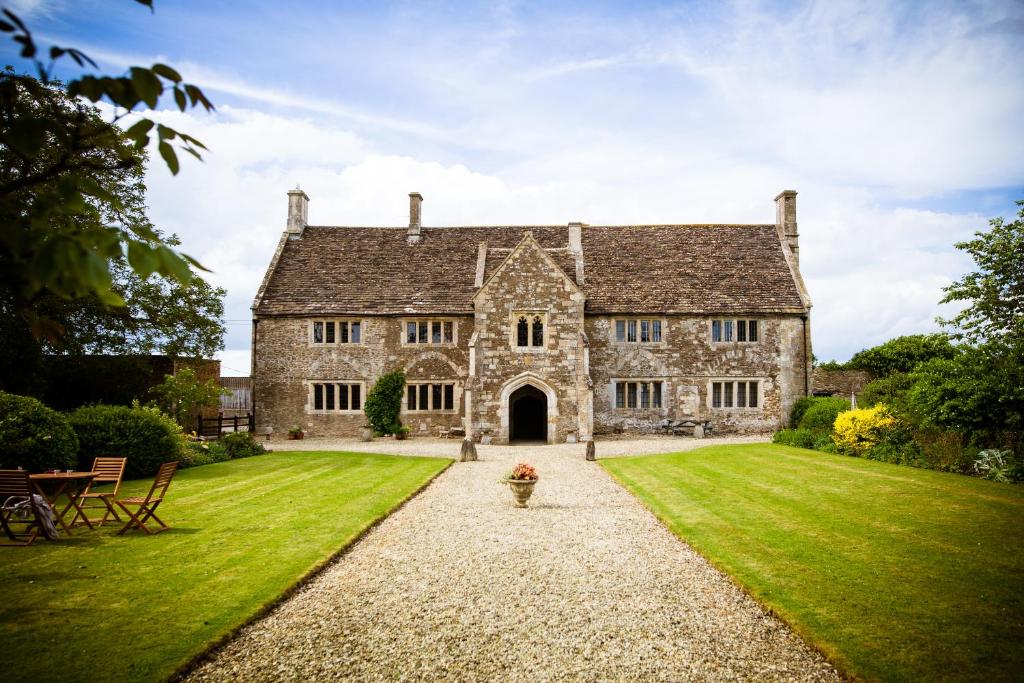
[69,404,183,479]
[0,391,79,472]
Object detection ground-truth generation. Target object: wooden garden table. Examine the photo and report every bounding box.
[29,472,97,536]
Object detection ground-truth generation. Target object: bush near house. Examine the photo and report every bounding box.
[0,391,79,472]
[797,397,850,434]
[70,404,183,479]
[364,370,406,436]
[832,405,896,456]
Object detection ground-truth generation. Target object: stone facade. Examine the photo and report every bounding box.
[252,190,813,441]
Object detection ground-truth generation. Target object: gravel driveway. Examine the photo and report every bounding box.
[187,437,838,682]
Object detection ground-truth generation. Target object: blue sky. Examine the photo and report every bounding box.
[4,0,1023,373]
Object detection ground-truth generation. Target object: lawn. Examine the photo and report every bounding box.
[0,451,450,682]
[602,443,1024,682]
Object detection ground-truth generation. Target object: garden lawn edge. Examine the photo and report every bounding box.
[600,456,852,681]
[170,455,454,681]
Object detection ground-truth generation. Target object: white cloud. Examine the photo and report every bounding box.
[98,0,1019,370]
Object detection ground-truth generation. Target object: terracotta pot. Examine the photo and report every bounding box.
[288,432,304,440]
[395,431,408,440]
[505,479,537,508]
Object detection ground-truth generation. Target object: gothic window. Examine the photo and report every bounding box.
[513,312,545,348]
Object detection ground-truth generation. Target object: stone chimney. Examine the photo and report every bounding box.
[286,188,309,237]
[407,192,423,244]
[774,190,799,266]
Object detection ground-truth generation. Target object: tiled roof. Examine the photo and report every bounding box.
[254,224,806,316]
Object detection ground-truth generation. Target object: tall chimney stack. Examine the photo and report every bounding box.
[774,190,799,267]
[408,192,423,244]
[286,187,309,237]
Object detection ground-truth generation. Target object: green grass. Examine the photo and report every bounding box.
[602,443,1024,682]
[0,451,450,682]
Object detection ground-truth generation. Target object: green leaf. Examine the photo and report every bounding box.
[68,75,102,101]
[123,118,155,147]
[152,63,182,82]
[156,124,176,142]
[127,240,160,279]
[172,85,186,111]
[158,141,179,175]
[130,67,162,108]
[156,245,193,284]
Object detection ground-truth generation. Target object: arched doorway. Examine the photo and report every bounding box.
[509,384,548,441]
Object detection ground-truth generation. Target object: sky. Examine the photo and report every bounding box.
[4,0,1023,375]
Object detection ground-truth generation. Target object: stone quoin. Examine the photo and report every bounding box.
[251,190,812,443]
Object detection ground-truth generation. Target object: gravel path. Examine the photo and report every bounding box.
[188,438,838,682]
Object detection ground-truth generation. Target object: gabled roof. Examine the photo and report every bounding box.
[253,223,807,316]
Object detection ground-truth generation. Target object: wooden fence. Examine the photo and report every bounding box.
[197,412,254,438]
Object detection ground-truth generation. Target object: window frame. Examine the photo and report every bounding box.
[309,319,364,346]
[612,317,666,345]
[612,379,667,412]
[708,379,761,409]
[403,381,459,413]
[306,380,366,414]
[510,311,548,351]
[401,318,458,347]
[710,319,760,345]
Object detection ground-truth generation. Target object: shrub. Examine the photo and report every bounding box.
[789,396,816,427]
[973,449,1022,483]
[70,403,183,479]
[179,440,230,468]
[832,405,896,456]
[364,370,405,436]
[149,368,228,428]
[772,428,817,449]
[219,431,266,459]
[799,397,851,434]
[847,334,957,378]
[911,429,976,474]
[0,391,78,472]
[861,372,915,410]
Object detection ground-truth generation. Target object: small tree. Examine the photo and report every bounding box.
[364,370,405,436]
[149,367,227,428]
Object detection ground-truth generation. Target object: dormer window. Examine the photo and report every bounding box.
[513,312,545,349]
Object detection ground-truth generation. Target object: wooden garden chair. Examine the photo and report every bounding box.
[0,470,44,546]
[115,461,179,535]
[72,457,127,528]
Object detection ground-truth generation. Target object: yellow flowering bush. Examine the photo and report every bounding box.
[832,404,896,456]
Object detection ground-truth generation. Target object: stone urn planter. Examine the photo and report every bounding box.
[360,425,373,442]
[503,463,539,508]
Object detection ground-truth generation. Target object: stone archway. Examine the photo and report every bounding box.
[498,372,559,444]
[509,384,547,441]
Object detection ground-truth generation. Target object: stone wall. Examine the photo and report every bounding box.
[587,314,810,434]
[812,368,874,398]
[467,235,591,443]
[253,315,471,438]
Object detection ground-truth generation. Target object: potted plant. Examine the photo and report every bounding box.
[394,425,412,440]
[287,426,304,440]
[502,463,539,508]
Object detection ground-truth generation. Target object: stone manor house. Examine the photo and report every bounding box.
[251,190,812,443]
